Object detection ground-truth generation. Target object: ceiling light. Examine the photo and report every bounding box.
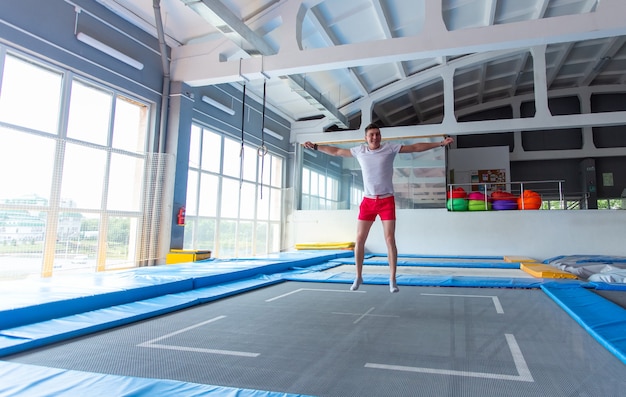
[263,127,283,141]
[76,32,144,70]
[201,95,236,115]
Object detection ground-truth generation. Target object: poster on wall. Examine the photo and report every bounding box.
[471,169,506,192]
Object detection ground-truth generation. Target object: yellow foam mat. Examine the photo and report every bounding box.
[295,242,355,250]
[504,256,537,263]
[520,263,577,279]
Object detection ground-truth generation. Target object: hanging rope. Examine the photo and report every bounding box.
[239,83,247,189]
[258,80,268,199]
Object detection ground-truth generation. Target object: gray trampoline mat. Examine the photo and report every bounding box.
[6,282,626,397]
[326,264,534,278]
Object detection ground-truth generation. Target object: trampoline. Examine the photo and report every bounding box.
[1,251,626,396]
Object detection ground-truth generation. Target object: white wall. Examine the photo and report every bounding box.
[290,209,626,260]
[448,146,511,189]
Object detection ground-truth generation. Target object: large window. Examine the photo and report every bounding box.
[0,51,155,280]
[301,167,341,210]
[184,125,284,258]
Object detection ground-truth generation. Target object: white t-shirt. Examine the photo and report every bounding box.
[350,143,402,196]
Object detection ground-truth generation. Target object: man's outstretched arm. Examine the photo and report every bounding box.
[303,141,353,157]
[399,136,454,153]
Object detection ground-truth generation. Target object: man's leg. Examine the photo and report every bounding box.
[352,219,374,291]
[381,219,399,292]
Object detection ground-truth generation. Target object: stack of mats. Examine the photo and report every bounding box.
[505,256,578,279]
[543,255,626,282]
[295,242,355,250]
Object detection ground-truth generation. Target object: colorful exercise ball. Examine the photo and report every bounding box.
[490,190,517,201]
[447,198,468,211]
[518,190,542,210]
[446,187,467,199]
[468,199,492,211]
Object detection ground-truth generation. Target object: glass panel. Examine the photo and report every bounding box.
[195,218,216,251]
[258,154,271,188]
[220,177,240,218]
[270,154,283,188]
[0,128,55,202]
[0,54,62,134]
[302,168,310,194]
[318,173,326,198]
[201,129,221,172]
[0,210,46,280]
[107,153,144,212]
[268,222,281,253]
[218,219,236,257]
[242,144,257,182]
[112,96,148,153]
[310,171,319,196]
[222,137,241,178]
[53,212,98,274]
[106,216,135,270]
[239,181,256,220]
[182,217,196,249]
[67,80,112,145]
[189,125,201,169]
[255,221,268,255]
[198,173,218,216]
[270,188,282,221]
[237,220,253,257]
[61,143,107,209]
[186,170,199,216]
[256,186,270,219]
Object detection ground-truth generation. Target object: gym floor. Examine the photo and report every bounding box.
[1,252,626,396]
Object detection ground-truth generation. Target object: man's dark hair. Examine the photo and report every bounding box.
[364,123,380,133]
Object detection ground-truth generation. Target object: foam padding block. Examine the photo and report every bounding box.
[504,256,537,263]
[295,242,355,250]
[521,263,577,279]
[541,284,626,365]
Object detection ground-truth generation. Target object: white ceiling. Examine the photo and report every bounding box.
[96,0,626,135]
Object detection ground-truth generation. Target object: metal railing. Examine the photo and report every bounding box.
[447,180,566,210]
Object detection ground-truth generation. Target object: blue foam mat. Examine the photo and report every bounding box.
[283,271,582,289]
[0,361,313,397]
[541,284,626,365]
[329,258,519,269]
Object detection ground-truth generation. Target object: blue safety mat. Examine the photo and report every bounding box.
[541,284,626,365]
[0,361,312,397]
[328,258,520,268]
[282,270,583,289]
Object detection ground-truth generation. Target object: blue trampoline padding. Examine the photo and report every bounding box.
[328,258,519,269]
[541,284,626,365]
[282,271,570,289]
[0,275,283,357]
[0,275,193,330]
[0,251,353,331]
[0,361,312,397]
[372,253,504,260]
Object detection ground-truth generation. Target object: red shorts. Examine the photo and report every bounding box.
[358,196,396,221]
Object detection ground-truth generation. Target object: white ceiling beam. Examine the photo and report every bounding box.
[180,0,348,127]
[484,0,497,26]
[171,0,626,86]
[296,111,626,144]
